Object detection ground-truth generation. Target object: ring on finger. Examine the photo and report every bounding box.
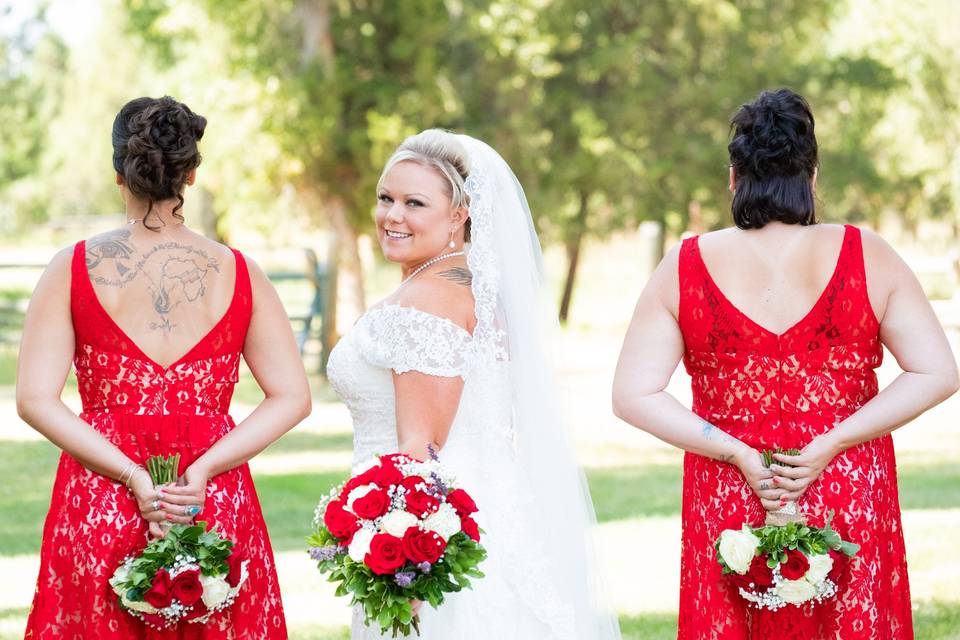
[184,505,202,517]
[151,500,160,511]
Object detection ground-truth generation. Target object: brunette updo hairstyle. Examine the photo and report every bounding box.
[728,89,819,229]
[112,96,207,231]
[378,129,472,242]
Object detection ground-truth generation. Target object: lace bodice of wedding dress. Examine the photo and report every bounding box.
[327,303,575,640]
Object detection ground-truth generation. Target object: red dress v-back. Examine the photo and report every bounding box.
[676,225,912,639]
[25,241,287,639]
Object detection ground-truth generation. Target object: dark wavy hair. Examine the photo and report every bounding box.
[111,96,207,231]
[727,89,819,229]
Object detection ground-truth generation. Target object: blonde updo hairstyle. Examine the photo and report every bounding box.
[377,129,472,242]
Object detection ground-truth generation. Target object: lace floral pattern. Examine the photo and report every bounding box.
[327,303,571,640]
[26,242,287,640]
[355,304,474,378]
[676,225,912,639]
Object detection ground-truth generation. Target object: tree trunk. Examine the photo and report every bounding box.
[325,196,366,329]
[297,0,335,74]
[559,190,590,324]
[196,186,226,244]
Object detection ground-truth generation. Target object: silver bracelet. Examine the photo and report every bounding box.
[119,462,145,488]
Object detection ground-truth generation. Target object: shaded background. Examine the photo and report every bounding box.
[1,1,958,638]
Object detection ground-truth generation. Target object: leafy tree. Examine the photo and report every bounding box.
[0,3,67,230]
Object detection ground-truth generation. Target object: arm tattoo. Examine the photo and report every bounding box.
[699,420,742,463]
[436,267,472,287]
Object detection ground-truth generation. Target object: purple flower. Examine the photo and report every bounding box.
[417,561,432,574]
[394,571,416,588]
[308,545,342,562]
[427,444,440,462]
[429,472,449,497]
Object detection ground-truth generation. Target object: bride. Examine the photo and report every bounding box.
[326,130,621,639]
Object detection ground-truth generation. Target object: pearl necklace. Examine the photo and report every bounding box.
[400,251,465,287]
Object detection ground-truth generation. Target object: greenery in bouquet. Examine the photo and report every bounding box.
[715,511,860,609]
[307,452,487,637]
[109,455,249,629]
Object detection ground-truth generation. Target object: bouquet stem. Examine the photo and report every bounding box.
[391,615,420,638]
[146,454,181,486]
[146,454,180,531]
[761,447,806,526]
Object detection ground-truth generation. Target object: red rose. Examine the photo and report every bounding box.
[353,488,391,520]
[182,600,209,621]
[446,489,478,517]
[401,475,427,493]
[402,527,447,564]
[170,568,203,606]
[780,549,810,581]
[729,555,773,590]
[365,533,407,575]
[324,500,361,541]
[143,568,174,609]
[225,549,245,588]
[356,464,404,489]
[341,475,367,498]
[460,516,480,542]
[405,490,440,518]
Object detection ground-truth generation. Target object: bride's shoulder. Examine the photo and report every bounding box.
[357,276,475,378]
[389,271,476,335]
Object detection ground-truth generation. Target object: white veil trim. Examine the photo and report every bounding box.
[458,135,622,640]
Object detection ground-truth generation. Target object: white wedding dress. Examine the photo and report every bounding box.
[326,135,622,640]
[328,304,570,639]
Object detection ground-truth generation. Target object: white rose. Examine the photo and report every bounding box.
[718,526,760,574]
[352,457,380,476]
[109,564,131,596]
[345,484,377,513]
[348,528,376,563]
[379,510,418,537]
[804,553,834,585]
[200,574,232,609]
[775,578,818,604]
[120,593,158,614]
[423,503,461,541]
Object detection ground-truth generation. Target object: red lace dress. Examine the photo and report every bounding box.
[25,241,287,640]
[676,225,912,639]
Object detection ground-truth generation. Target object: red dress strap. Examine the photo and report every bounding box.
[229,247,252,324]
[677,235,707,339]
[70,240,111,347]
[70,240,88,323]
[839,224,869,297]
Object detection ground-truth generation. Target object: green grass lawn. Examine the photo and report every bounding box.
[2,424,960,639]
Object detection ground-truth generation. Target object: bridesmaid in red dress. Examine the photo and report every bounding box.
[613,89,958,639]
[17,96,311,639]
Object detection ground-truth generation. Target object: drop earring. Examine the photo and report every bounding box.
[448,228,457,250]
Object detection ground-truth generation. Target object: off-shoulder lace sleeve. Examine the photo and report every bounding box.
[354,304,474,378]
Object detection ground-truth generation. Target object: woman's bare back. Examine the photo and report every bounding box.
[83,225,238,368]
[694,223,886,334]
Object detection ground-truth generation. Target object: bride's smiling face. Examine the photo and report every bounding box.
[375,160,467,269]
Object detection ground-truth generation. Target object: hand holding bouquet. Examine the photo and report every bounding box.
[308,451,487,637]
[110,455,249,629]
[716,445,860,610]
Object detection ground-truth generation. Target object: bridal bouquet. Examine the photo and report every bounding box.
[109,455,249,629]
[715,449,860,610]
[308,451,487,637]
